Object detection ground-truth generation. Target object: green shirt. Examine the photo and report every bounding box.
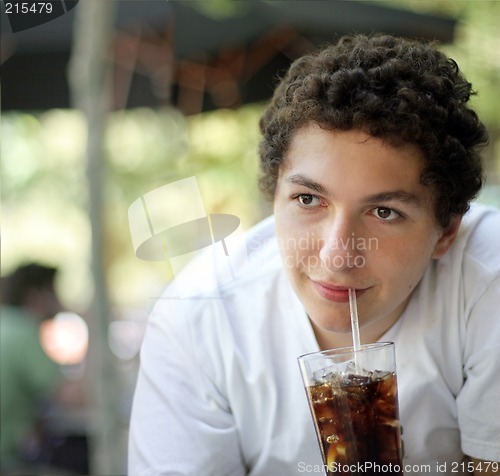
[0,306,60,467]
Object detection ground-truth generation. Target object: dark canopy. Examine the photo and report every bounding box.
[1,0,457,113]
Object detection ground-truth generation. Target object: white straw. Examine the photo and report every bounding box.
[349,288,362,372]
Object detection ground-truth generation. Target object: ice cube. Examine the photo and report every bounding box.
[320,418,338,440]
[343,360,372,379]
[313,367,339,384]
[376,423,403,464]
[376,372,397,398]
[372,369,391,380]
[374,398,397,420]
[326,434,340,444]
[327,441,347,466]
[344,374,372,386]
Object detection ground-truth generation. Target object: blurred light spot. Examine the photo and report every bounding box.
[108,321,143,360]
[40,312,89,365]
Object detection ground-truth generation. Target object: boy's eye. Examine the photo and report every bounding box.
[373,207,400,221]
[296,194,321,207]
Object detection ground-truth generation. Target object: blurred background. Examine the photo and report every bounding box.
[1,0,499,474]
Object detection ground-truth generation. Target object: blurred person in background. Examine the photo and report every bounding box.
[0,263,63,473]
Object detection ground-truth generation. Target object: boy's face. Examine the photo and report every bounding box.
[273,124,460,349]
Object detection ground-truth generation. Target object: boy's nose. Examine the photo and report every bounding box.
[318,214,364,271]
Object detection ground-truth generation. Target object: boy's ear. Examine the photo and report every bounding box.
[432,215,462,259]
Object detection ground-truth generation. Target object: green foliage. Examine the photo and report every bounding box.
[188,0,251,19]
[370,0,500,130]
[370,0,500,181]
[1,104,267,310]
[3,0,500,310]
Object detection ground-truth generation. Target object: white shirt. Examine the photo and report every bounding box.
[128,203,500,476]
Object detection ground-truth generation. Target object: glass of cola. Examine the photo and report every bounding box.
[298,342,403,475]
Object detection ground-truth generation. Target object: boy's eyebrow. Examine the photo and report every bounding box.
[285,173,422,206]
[363,191,422,206]
[285,174,329,195]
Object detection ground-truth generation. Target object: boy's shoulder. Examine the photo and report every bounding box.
[456,203,500,277]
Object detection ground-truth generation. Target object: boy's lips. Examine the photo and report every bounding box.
[310,280,369,303]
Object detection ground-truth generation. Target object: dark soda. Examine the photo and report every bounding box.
[307,371,403,475]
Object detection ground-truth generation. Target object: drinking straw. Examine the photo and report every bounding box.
[349,288,362,372]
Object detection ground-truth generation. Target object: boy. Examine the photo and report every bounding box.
[129,34,500,475]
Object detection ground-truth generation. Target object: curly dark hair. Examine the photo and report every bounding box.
[258,34,488,227]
